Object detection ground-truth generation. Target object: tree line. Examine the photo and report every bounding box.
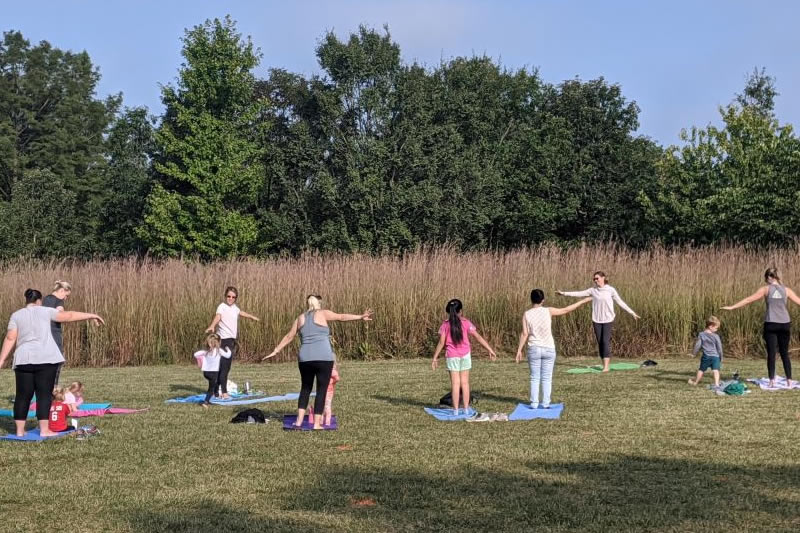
[1,16,798,259]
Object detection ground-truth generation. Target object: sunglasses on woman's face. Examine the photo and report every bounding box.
[226,294,237,299]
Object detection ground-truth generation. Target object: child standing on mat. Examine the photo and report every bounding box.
[688,316,723,388]
[205,286,260,399]
[322,361,340,427]
[432,299,497,416]
[49,386,74,432]
[194,333,232,408]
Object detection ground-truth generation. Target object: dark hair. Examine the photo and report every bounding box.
[764,267,781,283]
[225,286,238,298]
[593,271,607,281]
[445,299,463,345]
[530,289,545,305]
[24,288,42,304]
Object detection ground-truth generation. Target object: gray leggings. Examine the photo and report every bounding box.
[593,321,613,359]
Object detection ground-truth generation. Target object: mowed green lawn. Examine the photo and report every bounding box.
[1,358,798,532]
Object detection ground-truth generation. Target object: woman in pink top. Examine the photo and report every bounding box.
[431,299,497,415]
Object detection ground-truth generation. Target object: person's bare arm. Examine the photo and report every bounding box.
[0,329,18,368]
[205,313,221,333]
[550,297,593,317]
[54,311,104,325]
[262,316,300,360]
[469,330,497,360]
[431,333,446,370]
[322,309,373,322]
[515,316,529,363]
[721,287,768,310]
[240,310,260,322]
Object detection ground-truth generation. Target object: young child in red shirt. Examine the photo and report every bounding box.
[49,386,75,432]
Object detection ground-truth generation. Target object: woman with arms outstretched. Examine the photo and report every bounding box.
[722,267,798,387]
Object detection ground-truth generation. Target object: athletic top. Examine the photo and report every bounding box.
[561,285,636,324]
[42,294,65,349]
[764,284,790,324]
[194,347,232,372]
[439,318,476,358]
[524,307,555,349]
[7,306,65,368]
[215,303,240,339]
[298,311,334,362]
[49,401,69,432]
[692,331,723,358]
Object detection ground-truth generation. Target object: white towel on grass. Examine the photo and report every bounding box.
[746,376,799,390]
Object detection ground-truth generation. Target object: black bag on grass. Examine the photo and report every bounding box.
[439,391,479,407]
[230,408,266,424]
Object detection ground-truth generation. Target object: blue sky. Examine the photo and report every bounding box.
[5,0,799,145]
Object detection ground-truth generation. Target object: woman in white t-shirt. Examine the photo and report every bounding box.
[205,286,260,399]
[558,271,639,372]
[0,289,104,437]
[515,290,592,408]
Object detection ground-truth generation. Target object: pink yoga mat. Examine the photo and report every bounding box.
[70,407,149,418]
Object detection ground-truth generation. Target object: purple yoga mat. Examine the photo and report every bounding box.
[282,414,338,430]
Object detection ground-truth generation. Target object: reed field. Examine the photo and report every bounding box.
[1,245,798,366]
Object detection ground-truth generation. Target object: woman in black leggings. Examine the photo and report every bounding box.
[263,295,372,429]
[0,289,104,437]
[723,267,800,387]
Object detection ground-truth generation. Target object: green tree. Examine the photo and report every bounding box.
[138,17,266,257]
[0,169,78,257]
[99,107,156,255]
[0,30,120,250]
[641,73,800,245]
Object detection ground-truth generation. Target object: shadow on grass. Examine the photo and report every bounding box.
[168,384,206,394]
[0,417,17,434]
[127,500,315,533]
[273,455,800,531]
[371,394,430,408]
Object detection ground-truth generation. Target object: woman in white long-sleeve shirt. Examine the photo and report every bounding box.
[558,271,639,372]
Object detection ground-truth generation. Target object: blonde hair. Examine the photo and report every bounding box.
[68,381,83,394]
[307,294,322,311]
[52,386,66,402]
[764,267,781,284]
[53,280,72,293]
[706,316,721,328]
[206,333,221,350]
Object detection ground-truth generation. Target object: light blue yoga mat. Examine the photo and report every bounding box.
[423,407,478,421]
[0,428,76,441]
[0,403,112,419]
[508,403,564,421]
[165,392,304,405]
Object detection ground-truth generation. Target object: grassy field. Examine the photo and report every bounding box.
[3,245,800,366]
[1,359,798,532]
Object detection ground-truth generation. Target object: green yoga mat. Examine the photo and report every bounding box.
[566,362,640,374]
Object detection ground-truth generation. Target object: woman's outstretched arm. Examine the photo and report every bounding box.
[262,316,300,360]
[550,297,593,317]
[721,287,767,310]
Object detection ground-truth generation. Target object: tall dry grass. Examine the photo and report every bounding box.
[0,245,797,366]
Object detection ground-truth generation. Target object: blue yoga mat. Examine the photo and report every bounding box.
[0,403,112,419]
[508,403,564,421]
[423,407,478,421]
[283,414,338,430]
[0,428,76,441]
[165,392,304,405]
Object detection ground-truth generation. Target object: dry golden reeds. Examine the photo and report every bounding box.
[0,244,795,366]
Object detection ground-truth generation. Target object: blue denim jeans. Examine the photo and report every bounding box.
[527,346,556,407]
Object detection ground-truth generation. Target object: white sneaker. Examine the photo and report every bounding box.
[530,403,539,409]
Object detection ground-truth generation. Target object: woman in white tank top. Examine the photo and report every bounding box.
[515,290,592,408]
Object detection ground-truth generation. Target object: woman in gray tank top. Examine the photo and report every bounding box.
[722,267,800,387]
[263,295,372,429]
[0,288,105,437]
